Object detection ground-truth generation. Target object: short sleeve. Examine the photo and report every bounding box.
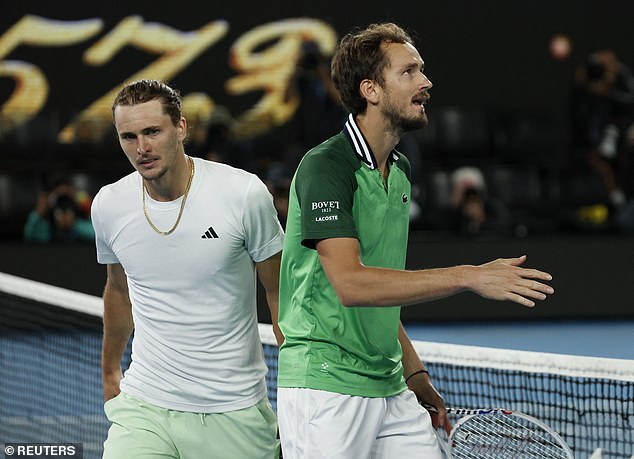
[91,189,119,265]
[242,176,285,262]
[295,155,358,248]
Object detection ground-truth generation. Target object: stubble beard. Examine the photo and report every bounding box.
[381,96,428,136]
[134,158,168,184]
[136,137,181,184]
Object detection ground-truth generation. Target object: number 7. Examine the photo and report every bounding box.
[58,16,228,143]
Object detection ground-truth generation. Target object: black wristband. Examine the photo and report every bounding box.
[405,369,429,383]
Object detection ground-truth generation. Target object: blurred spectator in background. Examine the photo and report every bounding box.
[615,199,634,233]
[571,49,634,210]
[449,167,511,237]
[264,162,292,228]
[23,175,94,243]
[191,105,256,172]
[285,40,347,169]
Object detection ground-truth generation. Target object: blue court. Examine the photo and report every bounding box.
[405,319,634,360]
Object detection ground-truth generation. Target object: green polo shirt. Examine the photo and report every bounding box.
[278,114,412,397]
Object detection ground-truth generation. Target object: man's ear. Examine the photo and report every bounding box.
[177,116,187,142]
[359,79,380,106]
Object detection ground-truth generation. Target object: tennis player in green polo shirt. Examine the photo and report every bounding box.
[277,22,555,459]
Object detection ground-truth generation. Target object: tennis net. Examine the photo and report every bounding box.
[1,272,632,459]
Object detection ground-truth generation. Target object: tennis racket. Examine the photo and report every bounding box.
[427,406,575,459]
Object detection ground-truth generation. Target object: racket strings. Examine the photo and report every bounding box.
[450,413,571,459]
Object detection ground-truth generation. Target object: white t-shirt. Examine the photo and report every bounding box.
[91,157,284,413]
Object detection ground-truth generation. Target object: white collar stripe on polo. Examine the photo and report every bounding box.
[345,114,375,169]
[344,114,400,169]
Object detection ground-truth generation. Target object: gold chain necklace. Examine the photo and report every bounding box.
[142,156,194,236]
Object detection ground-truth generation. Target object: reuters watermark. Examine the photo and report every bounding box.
[4,444,82,458]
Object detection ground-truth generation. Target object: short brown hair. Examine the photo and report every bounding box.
[331,23,413,115]
[112,79,182,126]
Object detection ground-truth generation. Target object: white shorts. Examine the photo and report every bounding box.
[277,387,443,459]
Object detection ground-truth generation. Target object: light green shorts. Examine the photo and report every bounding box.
[103,392,279,459]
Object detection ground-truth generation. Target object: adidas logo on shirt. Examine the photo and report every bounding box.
[201,226,219,239]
